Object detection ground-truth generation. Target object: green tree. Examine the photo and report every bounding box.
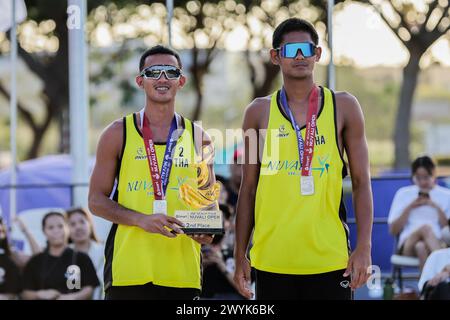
[360,0,450,169]
[0,0,245,158]
[173,1,237,120]
[1,0,70,159]
[240,0,333,99]
[0,0,179,159]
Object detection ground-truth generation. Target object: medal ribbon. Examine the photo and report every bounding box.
[141,112,178,200]
[279,85,319,177]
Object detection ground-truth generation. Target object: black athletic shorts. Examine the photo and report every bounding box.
[105,282,201,300]
[255,269,352,300]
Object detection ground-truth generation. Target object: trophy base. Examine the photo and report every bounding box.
[182,228,225,235]
[175,210,224,235]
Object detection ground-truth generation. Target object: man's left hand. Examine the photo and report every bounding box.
[343,245,372,290]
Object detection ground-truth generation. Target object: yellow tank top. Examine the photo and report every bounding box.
[105,112,201,289]
[251,86,350,275]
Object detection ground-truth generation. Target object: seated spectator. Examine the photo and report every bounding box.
[219,204,235,258]
[66,207,104,300]
[418,248,450,300]
[388,156,450,270]
[201,204,244,300]
[215,176,230,206]
[0,217,21,300]
[22,211,99,300]
[219,148,243,210]
[442,221,450,247]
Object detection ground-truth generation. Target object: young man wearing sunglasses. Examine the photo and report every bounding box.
[89,45,217,300]
[234,18,373,300]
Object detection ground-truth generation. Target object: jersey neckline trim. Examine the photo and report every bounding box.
[275,86,325,131]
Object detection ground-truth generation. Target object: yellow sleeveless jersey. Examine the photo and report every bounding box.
[104,113,201,289]
[251,86,350,275]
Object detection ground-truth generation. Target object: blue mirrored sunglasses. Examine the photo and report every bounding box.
[140,64,182,80]
[277,42,316,58]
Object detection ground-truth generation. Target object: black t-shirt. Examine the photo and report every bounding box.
[0,253,22,294]
[222,180,238,209]
[201,265,238,298]
[23,247,99,294]
[201,249,243,299]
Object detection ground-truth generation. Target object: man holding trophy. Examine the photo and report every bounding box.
[88,45,223,300]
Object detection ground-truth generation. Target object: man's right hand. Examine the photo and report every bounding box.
[233,256,253,299]
[137,214,184,238]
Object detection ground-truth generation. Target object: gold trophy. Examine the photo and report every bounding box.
[176,144,224,234]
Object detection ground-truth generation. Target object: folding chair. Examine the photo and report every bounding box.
[390,235,420,292]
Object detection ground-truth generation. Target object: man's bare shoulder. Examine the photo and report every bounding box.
[334,91,361,112]
[192,121,212,145]
[334,91,365,132]
[246,95,272,113]
[244,94,272,127]
[96,118,125,156]
[101,118,124,140]
[242,94,273,130]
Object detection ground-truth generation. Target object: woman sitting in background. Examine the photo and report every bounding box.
[22,211,99,300]
[66,207,104,299]
[388,156,450,270]
[200,204,244,300]
[0,217,21,300]
[419,247,450,300]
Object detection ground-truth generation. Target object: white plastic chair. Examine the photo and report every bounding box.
[390,237,420,292]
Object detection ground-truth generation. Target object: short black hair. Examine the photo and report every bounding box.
[272,18,319,48]
[411,156,436,176]
[139,45,183,71]
[0,217,11,257]
[42,211,66,231]
[219,204,232,221]
[66,207,100,243]
[209,204,233,245]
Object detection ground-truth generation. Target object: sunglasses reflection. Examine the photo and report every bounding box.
[141,64,182,80]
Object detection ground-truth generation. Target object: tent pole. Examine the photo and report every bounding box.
[9,0,18,222]
[166,0,173,47]
[68,0,89,207]
[327,0,335,90]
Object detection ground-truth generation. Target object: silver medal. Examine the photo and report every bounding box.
[153,200,167,215]
[301,175,314,196]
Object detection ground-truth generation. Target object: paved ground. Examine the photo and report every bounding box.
[354,276,420,300]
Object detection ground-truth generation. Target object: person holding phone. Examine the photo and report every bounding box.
[388,156,450,270]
